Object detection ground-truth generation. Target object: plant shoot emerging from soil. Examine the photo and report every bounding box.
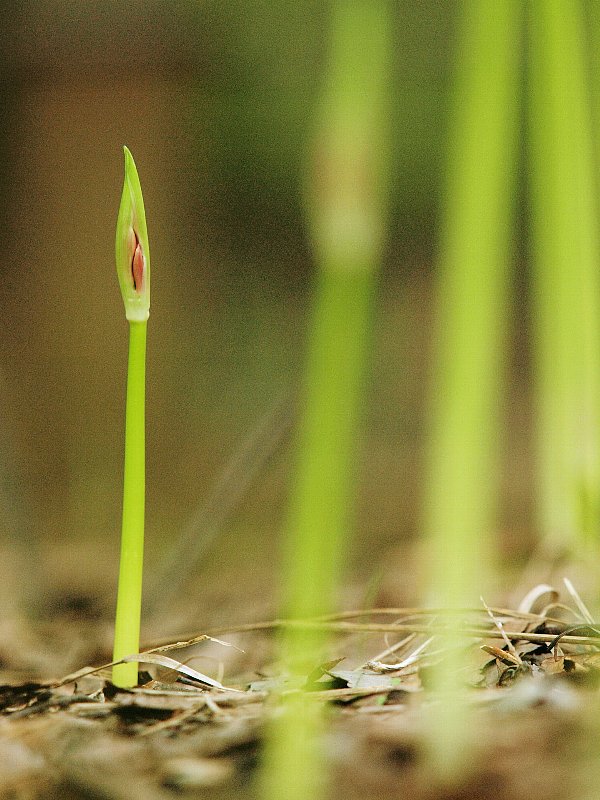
[112,146,150,688]
[260,2,392,799]
[423,0,521,774]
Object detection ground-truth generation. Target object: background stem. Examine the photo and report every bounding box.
[529,0,600,549]
[260,2,392,798]
[423,0,521,774]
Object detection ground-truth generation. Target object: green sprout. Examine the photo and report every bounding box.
[112,146,150,688]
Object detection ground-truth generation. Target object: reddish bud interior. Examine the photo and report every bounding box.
[131,235,145,292]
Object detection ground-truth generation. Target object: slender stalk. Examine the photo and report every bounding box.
[423,0,521,773]
[260,1,391,798]
[425,0,520,609]
[112,320,147,687]
[283,0,391,666]
[529,1,600,549]
[283,269,376,630]
[112,147,151,688]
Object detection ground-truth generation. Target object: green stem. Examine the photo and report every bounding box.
[112,320,147,687]
[422,0,521,776]
[425,0,520,609]
[529,1,600,547]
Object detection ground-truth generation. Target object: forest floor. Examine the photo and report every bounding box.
[0,582,599,800]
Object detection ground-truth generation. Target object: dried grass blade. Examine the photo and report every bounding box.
[563,577,595,624]
[481,598,522,664]
[517,584,559,614]
[121,653,228,689]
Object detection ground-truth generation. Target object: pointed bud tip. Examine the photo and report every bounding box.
[123,145,135,165]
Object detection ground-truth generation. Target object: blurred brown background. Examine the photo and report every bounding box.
[0,2,533,635]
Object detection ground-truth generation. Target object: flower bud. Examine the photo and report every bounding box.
[116,147,150,321]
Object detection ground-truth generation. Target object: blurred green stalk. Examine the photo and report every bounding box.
[529,0,600,549]
[260,1,391,797]
[426,0,520,611]
[424,0,521,771]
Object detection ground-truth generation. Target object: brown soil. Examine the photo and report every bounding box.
[0,599,599,800]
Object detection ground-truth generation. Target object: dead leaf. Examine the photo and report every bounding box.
[121,654,234,690]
